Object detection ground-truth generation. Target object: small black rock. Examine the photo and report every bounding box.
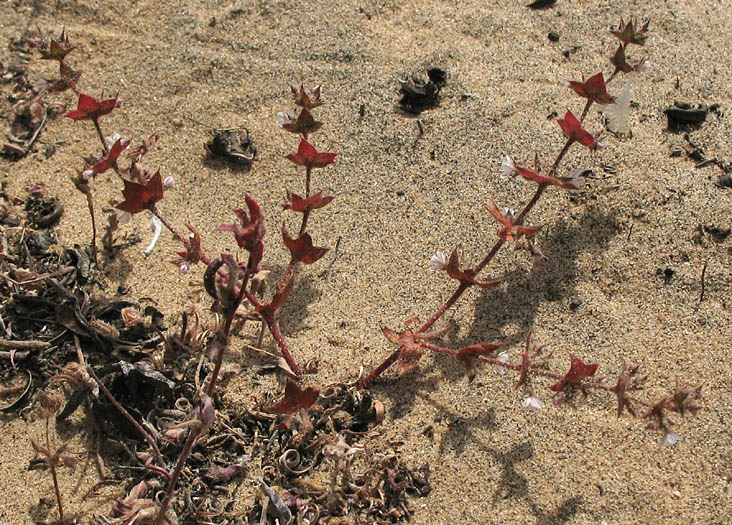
[548,32,560,42]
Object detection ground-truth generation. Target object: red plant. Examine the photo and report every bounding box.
[286,137,337,170]
[116,171,164,215]
[66,92,122,121]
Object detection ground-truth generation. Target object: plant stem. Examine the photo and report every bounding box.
[92,118,107,153]
[361,98,599,386]
[156,260,250,523]
[46,416,65,522]
[83,188,99,267]
[299,166,313,236]
[263,313,302,376]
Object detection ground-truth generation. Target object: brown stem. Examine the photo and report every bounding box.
[46,417,65,521]
[83,188,99,267]
[154,423,198,524]
[277,260,296,291]
[149,206,212,267]
[358,348,401,389]
[263,314,302,376]
[156,268,248,523]
[92,118,107,153]
[299,166,313,236]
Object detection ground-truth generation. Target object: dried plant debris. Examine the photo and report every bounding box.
[205,127,257,165]
[527,0,556,9]
[245,385,429,524]
[398,68,446,114]
[664,101,721,130]
[1,212,423,523]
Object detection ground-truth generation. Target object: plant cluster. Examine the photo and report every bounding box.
[0,16,704,524]
[358,17,701,448]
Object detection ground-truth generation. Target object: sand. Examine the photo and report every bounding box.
[1,0,731,523]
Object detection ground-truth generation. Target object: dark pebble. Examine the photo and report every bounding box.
[548,32,560,42]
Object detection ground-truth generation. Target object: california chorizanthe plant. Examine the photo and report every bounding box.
[19,15,702,524]
[358,17,701,447]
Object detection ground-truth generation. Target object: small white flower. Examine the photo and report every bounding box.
[81,168,96,180]
[522,396,544,410]
[660,431,682,447]
[429,250,447,271]
[276,108,296,128]
[144,215,163,256]
[114,208,132,225]
[162,176,175,189]
[495,350,509,374]
[104,132,128,150]
[637,60,651,74]
[500,155,517,179]
[500,207,515,220]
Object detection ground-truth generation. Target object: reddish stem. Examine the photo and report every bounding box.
[263,313,302,376]
[92,117,108,153]
[83,187,99,267]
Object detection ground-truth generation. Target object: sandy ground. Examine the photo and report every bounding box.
[1,0,731,523]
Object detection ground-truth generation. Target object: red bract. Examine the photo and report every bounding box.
[172,224,202,271]
[445,249,501,288]
[284,190,334,213]
[557,110,600,150]
[516,165,584,191]
[256,277,294,318]
[381,318,448,377]
[568,72,614,104]
[487,203,540,242]
[610,362,647,417]
[116,170,164,214]
[66,93,122,121]
[548,355,598,393]
[265,378,320,414]
[456,343,503,382]
[291,84,324,109]
[610,45,634,74]
[286,138,337,170]
[217,195,267,254]
[31,27,76,61]
[611,17,650,46]
[280,107,323,136]
[87,138,130,176]
[282,224,329,265]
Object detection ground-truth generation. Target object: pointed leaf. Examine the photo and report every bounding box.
[548,355,598,392]
[286,190,334,213]
[568,73,614,104]
[286,138,337,169]
[265,379,320,414]
[456,343,503,382]
[116,171,164,214]
[282,224,329,264]
[445,249,501,288]
[557,110,599,148]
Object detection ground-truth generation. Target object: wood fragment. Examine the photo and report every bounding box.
[699,261,708,302]
[0,338,51,350]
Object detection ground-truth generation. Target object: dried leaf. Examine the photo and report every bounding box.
[265,379,320,414]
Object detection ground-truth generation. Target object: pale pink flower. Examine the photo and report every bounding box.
[522,396,544,410]
[429,251,447,271]
[114,208,132,225]
[276,108,296,128]
[660,431,682,447]
[500,155,518,179]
